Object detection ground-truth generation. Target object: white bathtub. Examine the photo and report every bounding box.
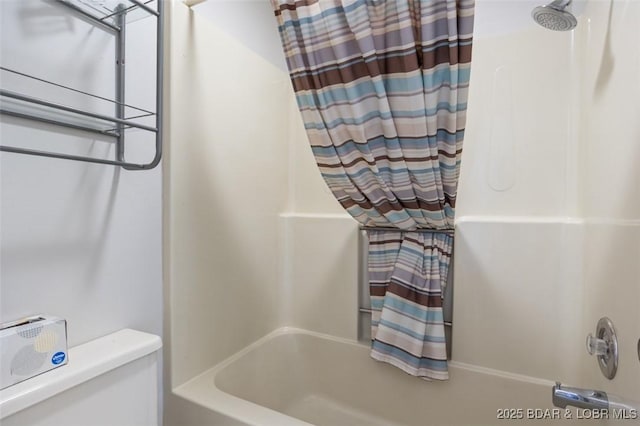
[174,328,586,426]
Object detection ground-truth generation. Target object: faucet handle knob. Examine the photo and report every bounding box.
[586,333,609,356]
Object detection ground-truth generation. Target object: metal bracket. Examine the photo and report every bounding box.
[115,3,127,166]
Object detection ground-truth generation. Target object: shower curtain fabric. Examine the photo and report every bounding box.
[272,0,474,380]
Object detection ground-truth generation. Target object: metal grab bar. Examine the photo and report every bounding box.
[360,226,454,235]
[358,307,452,327]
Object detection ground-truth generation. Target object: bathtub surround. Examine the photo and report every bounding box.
[164,4,291,422]
[456,0,640,402]
[271,0,475,379]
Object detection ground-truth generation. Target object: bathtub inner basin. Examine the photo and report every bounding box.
[175,328,580,426]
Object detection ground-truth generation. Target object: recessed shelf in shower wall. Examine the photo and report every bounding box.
[0,0,163,170]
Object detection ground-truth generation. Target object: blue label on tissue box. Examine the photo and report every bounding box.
[52,351,66,365]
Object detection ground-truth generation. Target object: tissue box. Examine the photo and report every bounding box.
[0,316,68,389]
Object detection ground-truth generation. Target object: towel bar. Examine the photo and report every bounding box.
[359,307,452,327]
[360,226,454,235]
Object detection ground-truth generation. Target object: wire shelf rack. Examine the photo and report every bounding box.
[0,0,163,170]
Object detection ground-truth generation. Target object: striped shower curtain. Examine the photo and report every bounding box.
[272,0,474,380]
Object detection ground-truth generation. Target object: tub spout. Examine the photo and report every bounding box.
[552,382,609,410]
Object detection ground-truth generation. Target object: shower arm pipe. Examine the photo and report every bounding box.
[548,0,572,9]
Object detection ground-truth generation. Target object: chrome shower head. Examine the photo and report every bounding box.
[532,0,577,31]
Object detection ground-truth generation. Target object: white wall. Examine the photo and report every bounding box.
[165,3,300,423]
[453,219,585,383]
[165,6,360,424]
[0,0,162,376]
[457,0,576,218]
[166,0,290,388]
[279,56,359,341]
[166,0,356,393]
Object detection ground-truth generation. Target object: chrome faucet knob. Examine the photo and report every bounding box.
[586,318,618,380]
[586,333,609,356]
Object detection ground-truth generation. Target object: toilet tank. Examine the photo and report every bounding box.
[0,329,162,426]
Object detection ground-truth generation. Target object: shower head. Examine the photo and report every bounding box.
[532,0,577,31]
